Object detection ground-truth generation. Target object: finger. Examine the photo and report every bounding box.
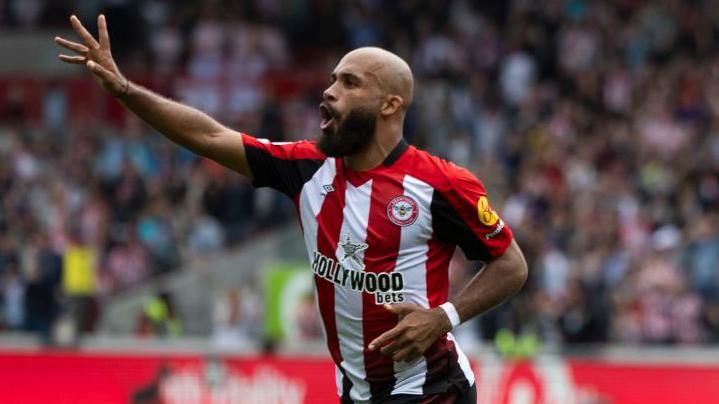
[384,303,421,316]
[54,36,89,53]
[368,326,404,351]
[379,337,406,356]
[392,346,419,362]
[86,60,116,82]
[70,15,99,48]
[58,54,86,64]
[98,14,110,49]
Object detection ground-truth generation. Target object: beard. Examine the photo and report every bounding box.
[317,106,377,157]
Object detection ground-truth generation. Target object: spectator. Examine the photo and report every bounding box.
[211,288,260,347]
[2,266,25,330]
[137,291,182,338]
[24,262,58,342]
[61,228,98,338]
[23,232,61,342]
[4,0,719,348]
[104,229,152,291]
[186,211,225,256]
[136,197,178,272]
[294,292,323,342]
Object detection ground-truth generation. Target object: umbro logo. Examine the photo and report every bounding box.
[323,184,335,193]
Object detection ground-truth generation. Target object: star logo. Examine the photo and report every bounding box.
[338,233,368,270]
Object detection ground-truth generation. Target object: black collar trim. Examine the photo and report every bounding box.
[382,138,409,167]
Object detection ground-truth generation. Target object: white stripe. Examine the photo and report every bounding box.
[298,159,344,392]
[392,175,434,307]
[298,158,336,262]
[335,366,344,397]
[335,180,373,402]
[391,175,433,396]
[447,332,475,386]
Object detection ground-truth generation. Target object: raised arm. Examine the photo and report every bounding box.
[54,15,253,178]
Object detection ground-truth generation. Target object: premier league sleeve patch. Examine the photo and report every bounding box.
[477,195,499,226]
[477,195,505,239]
[387,195,419,226]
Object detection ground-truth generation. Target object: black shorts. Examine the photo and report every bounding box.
[342,383,477,404]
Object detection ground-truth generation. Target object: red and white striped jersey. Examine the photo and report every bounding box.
[243,134,513,402]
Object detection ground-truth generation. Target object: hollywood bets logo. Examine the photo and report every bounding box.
[311,233,406,304]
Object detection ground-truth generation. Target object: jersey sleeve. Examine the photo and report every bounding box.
[430,164,513,261]
[242,134,326,197]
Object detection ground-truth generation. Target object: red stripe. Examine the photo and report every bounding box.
[423,234,457,392]
[425,236,453,308]
[361,171,404,397]
[314,159,346,367]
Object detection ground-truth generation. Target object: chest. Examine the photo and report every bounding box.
[299,172,435,260]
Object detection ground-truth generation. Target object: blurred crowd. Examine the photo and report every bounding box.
[1,0,719,347]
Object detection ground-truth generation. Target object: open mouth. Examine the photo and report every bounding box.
[319,103,336,130]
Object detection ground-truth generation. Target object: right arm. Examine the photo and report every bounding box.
[117,84,252,177]
[54,15,252,178]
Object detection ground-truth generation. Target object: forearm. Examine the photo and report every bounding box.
[119,82,227,155]
[55,15,243,168]
[368,240,527,361]
[450,239,528,323]
[56,16,253,176]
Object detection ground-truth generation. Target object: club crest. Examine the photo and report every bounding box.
[387,195,418,226]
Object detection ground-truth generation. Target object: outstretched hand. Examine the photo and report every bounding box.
[368,303,452,363]
[54,15,128,97]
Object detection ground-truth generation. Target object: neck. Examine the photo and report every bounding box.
[344,120,403,171]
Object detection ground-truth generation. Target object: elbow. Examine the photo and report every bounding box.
[513,254,529,293]
[504,240,529,295]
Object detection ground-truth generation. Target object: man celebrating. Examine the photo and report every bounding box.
[55,15,528,403]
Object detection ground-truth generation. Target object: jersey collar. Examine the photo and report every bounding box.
[382,138,409,167]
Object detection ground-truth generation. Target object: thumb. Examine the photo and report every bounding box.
[86,60,125,95]
[383,303,420,316]
[86,60,114,81]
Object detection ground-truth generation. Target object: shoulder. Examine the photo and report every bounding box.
[242,134,326,161]
[400,146,483,194]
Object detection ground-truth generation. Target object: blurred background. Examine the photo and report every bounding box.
[1,0,719,402]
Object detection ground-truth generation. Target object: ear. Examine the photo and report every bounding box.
[380,95,404,117]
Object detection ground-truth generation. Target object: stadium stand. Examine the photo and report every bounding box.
[1,0,719,351]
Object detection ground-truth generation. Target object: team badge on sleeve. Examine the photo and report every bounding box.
[387,196,418,226]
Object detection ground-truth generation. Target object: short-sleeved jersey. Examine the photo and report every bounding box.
[243,135,513,403]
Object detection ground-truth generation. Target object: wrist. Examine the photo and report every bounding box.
[116,77,131,99]
[438,302,461,331]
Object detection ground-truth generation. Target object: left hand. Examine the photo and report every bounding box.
[368,303,452,363]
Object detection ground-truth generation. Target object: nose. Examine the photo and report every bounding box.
[323,84,337,102]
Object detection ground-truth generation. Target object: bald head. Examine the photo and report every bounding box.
[338,47,414,111]
[318,47,413,159]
